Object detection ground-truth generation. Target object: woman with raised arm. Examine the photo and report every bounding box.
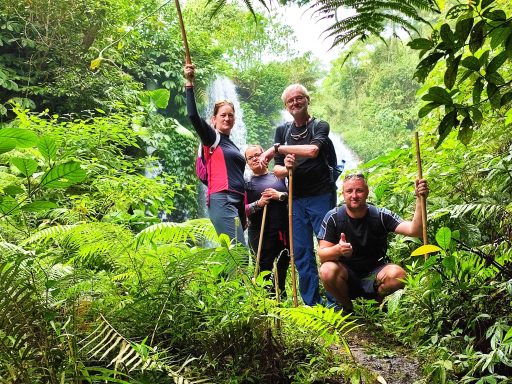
[184,64,246,245]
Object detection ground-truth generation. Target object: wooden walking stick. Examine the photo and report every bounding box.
[253,205,268,279]
[174,0,191,64]
[415,132,428,258]
[288,169,299,307]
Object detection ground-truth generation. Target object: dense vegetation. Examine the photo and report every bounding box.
[1,0,511,383]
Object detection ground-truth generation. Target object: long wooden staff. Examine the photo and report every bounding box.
[415,132,428,258]
[253,205,268,279]
[288,169,299,307]
[174,0,191,64]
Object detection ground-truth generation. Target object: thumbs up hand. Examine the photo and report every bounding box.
[337,232,353,258]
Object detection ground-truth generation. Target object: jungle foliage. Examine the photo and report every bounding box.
[1,0,512,383]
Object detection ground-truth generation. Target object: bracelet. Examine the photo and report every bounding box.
[273,143,281,154]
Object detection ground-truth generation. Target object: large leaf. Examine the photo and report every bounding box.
[487,82,500,109]
[37,136,57,162]
[444,55,461,89]
[435,227,452,250]
[40,162,86,189]
[454,17,474,45]
[442,255,456,272]
[411,244,442,256]
[458,116,473,145]
[469,20,486,53]
[472,78,484,103]
[460,56,480,71]
[0,128,37,148]
[422,86,453,105]
[407,38,434,50]
[0,138,16,154]
[418,102,440,118]
[0,196,19,215]
[489,26,511,50]
[486,51,507,74]
[149,89,170,109]
[11,157,38,177]
[21,201,58,212]
[506,33,512,59]
[3,185,24,196]
[501,92,512,107]
[436,110,458,148]
[440,23,455,49]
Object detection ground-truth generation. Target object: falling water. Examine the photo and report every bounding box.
[197,75,248,218]
[205,75,247,151]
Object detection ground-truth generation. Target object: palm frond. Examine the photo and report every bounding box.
[272,305,359,354]
[310,0,437,48]
[80,315,207,383]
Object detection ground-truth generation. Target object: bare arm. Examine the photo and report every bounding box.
[318,234,353,264]
[394,179,429,237]
[279,144,320,158]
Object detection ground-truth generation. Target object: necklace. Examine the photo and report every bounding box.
[290,117,313,141]
[290,126,309,140]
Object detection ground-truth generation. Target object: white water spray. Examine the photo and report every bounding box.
[206,75,247,151]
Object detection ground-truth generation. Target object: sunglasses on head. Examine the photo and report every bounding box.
[344,173,365,181]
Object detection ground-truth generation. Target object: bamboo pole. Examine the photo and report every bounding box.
[415,132,428,258]
[288,169,299,307]
[253,205,268,280]
[174,0,191,64]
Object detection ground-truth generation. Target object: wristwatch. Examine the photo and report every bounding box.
[273,143,281,154]
[278,192,288,202]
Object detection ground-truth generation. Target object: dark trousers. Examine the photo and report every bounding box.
[249,229,290,294]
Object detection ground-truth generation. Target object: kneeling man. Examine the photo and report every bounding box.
[317,173,429,311]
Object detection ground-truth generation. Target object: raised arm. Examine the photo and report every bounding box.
[394,179,429,237]
[184,64,217,146]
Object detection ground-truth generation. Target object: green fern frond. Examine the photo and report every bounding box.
[448,202,503,220]
[80,315,206,382]
[135,218,218,248]
[0,241,32,258]
[0,256,58,382]
[25,222,135,271]
[22,224,77,245]
[273,305,359,353]
[310,0,437,47]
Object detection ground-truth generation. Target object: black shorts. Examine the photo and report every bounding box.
[346,264,386,299]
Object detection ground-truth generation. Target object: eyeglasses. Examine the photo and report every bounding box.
[246,153,262,162]
[286,95,306,106]
[344,173,365,180]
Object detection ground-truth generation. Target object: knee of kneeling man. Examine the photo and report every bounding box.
[319,262,341,281]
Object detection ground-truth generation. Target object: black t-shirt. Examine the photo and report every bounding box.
[318,205,403,275]
[246,173,288,232]
[274,118,332,198]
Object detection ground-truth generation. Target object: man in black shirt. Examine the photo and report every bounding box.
[317,174,429,311]
[259,84,335,306]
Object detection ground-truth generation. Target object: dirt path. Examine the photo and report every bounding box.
[342,327,423,384]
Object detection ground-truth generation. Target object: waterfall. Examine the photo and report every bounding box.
[197,75,248,218]
[329,133,360,190]
[206,75,247,151]
[144,146,163,179]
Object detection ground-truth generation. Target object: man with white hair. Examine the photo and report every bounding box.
[259,84,335,306]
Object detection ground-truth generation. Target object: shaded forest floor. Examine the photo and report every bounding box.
[335,323,423,384]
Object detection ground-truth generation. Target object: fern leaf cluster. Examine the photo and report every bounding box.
[308,0,438,47]
[80,315,208,383]
[273,305,359,354]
